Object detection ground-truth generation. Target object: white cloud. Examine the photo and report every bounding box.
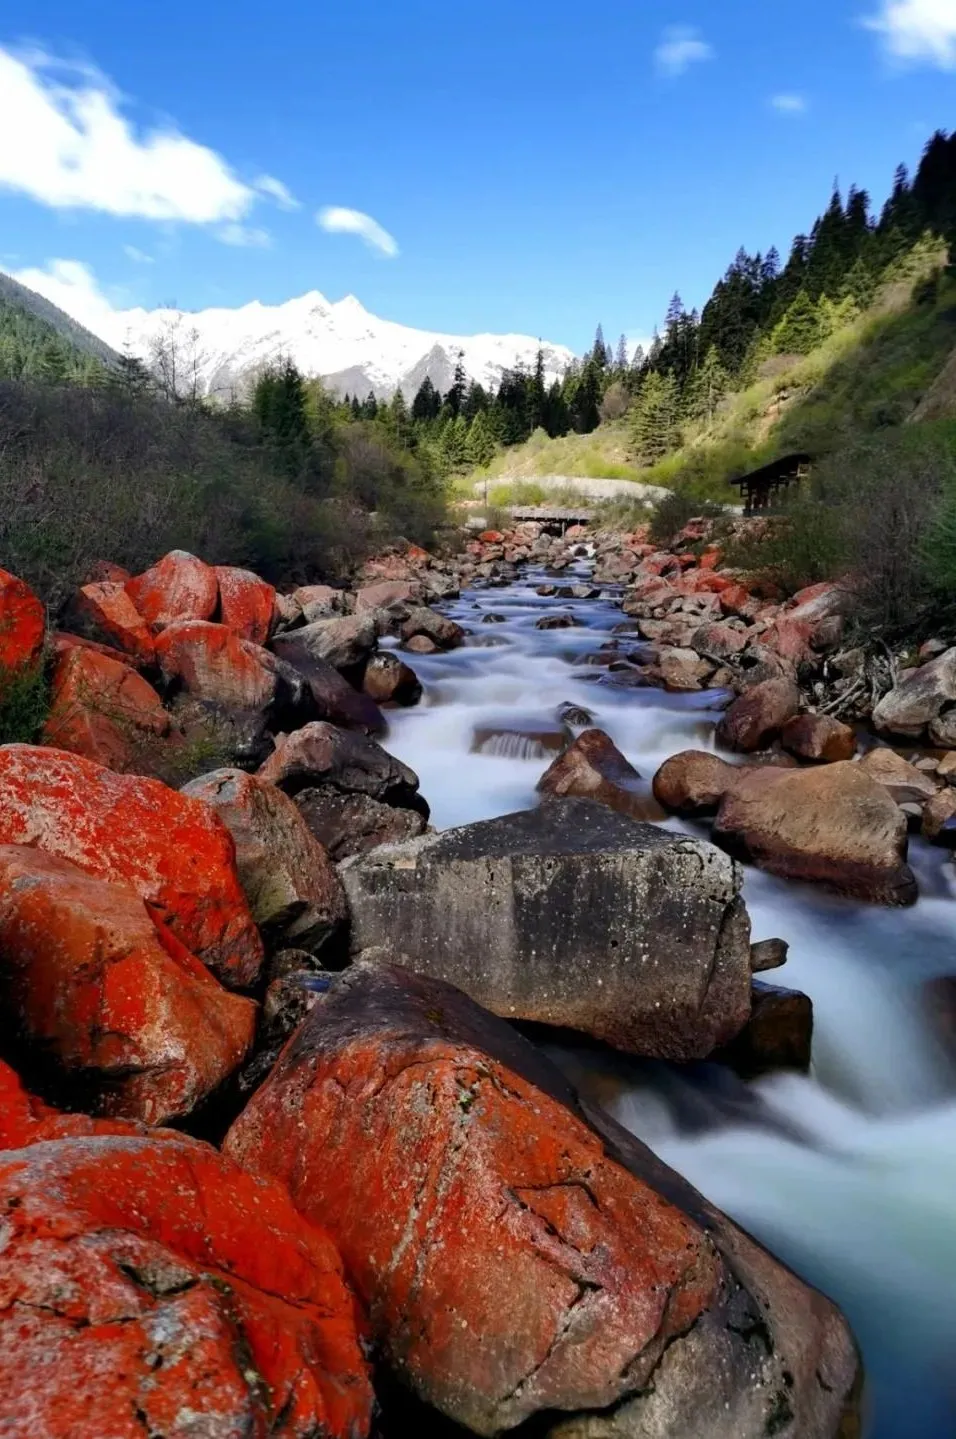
[317,206,399,257]
[254,174,299,209]
[0,45,295,229]
[654,26,714,77]
[217,223,272,248]
[771,93,808,113]
[864,0,956,67]
[7,258,125,344]
[123,244,154,264]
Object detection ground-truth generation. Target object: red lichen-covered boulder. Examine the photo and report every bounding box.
[214,565,277,645]
[125,549,219,631]
[0,846,255,1124]
[43,644,169,772]
[0,746,264,985]
[0,566,45,674]
[73,580,156,666]
[0,1133,374,1439]
[0,1058,145,1150]
[155,619,278,712]
[181,769,347,953]
[225,964,860,1439]
[52,631,132,664]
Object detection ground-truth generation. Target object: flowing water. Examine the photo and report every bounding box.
[384,559,956,1439]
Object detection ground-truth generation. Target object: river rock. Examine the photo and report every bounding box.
[716,980,813,1079]
[362,651,423,706]
[0,1132,374,1439]
[535,612,577,630]
[750,937,790,972]
[0,745,264,985]
[258,721,427,815]
[354,579,421,612]
[537,729,666,822]
[872,647,956,738]
[213,565,276,644]
[290,614,379,671]
[340,799,752,1060]
[0,845,255,1123]
[653,750,742,814]
[929,708,956,747]
[401,606,465,649]
[43,643,170,772]
[713,761,917,905]
[271,631,386,733]
[781,713,857,763]
[295,788,429,861]
[858,746,942,804]
[922,787,956,845]
[181,769,347,953]
[125,549,219,630]
[225,963,860,1439]
[659,645,714,691]
[716,677,800,752]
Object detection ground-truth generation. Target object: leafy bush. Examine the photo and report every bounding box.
[727,423,956,634]
[0,661,50,745]
[649,493,726,546]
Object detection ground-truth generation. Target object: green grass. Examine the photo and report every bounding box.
[0,660,51,746]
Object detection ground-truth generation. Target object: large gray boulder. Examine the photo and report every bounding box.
[340,798,753,1060]
[873,646,956,739]
[277,614,377,672]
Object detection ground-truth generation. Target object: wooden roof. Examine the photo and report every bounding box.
[728,453,813,489]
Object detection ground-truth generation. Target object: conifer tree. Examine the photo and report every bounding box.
[771,289,822,355]
[630,370,678,463]
[686,346,729,423]
[466,410,495,468]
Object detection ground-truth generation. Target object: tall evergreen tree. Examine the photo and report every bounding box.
[630,371,679,463]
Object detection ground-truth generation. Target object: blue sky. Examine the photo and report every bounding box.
[1,0,955,353]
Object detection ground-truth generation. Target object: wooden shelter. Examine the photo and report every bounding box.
[728,453,812,514]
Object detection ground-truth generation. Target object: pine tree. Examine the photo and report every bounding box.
[614,334,629,372]
[771,289,822,355]
[686,347,729,423]
[439,414,469,471]
[110,350,153,399]
[591,324,608,369]
[411,376,441,423]
[630,371,678,464]
[466,410,495,468]
[445,352,467,418]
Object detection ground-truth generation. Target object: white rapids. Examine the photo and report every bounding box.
[383,560,956,1439]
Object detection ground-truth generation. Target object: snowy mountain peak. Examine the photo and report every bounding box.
[98,288,575,403]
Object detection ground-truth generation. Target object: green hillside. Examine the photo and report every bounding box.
[0,271,118,383]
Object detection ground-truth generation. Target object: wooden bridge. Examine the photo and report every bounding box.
[509,506,594,534]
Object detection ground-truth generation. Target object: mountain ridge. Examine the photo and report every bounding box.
[3,273,576,403]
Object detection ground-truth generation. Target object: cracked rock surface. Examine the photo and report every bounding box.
[0,1120,374,1439]
[224,963,860,1438]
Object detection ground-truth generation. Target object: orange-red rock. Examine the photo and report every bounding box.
[53,631,131,664]
[125,549,219,630]
[44,644,169,772]
[0,1133,373,1438]
[155,619,277,711]
[214,565,277,645]
[225,964,860,1439]
[0,745,264,984]
[0,846,255,1124]
[653,750,743,814]
[74,580,155,665]
[0,566,45,675]
[0,1058,144,1150]
[781,713,857,763]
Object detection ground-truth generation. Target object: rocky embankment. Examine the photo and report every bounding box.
[0,542,866,1436]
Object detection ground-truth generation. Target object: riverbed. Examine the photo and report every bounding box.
[384,559,956,1439]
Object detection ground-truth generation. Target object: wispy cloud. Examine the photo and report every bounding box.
[863,0,956,68]
[254,174,299,210]
[654,26,714,77]
[771,93,808,114]
[0,45,294,235]
[123,244,154,264]
[317,206,399,257]
[217,223,272,248]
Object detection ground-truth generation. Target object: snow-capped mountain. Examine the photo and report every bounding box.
[105,290,575,402]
